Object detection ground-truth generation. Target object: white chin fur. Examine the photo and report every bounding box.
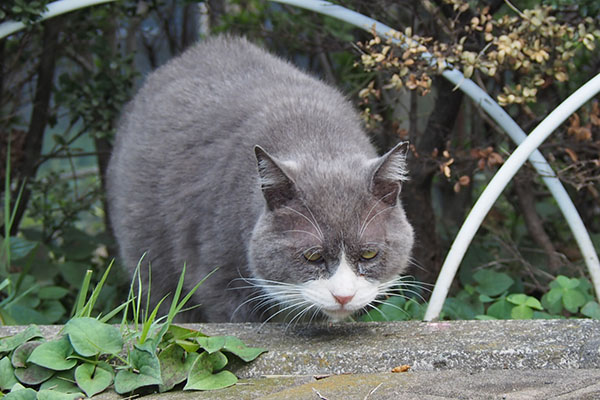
[301,254,379,319]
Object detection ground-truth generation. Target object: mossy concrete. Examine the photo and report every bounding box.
[2,319,599,398]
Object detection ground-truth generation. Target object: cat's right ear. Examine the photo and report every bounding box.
[254,146,297,210]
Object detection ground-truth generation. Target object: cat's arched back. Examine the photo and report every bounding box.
[107,36,414,322]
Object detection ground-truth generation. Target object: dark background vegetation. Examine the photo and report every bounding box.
[1,0,599,324]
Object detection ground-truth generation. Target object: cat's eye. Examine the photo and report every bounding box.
[303,250,323,262]
[360,249,378,260]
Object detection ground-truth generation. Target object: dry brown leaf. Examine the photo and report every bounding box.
[391,365,411,373]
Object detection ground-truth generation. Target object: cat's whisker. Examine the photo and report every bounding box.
[358,191,395,238]
[261,297,311,329]
[370,298,411,318]
[287,303,316,329]
[386,290,428,305]
[363,302,389,321]
[407,256,428,273]
[283,206,324,242]
[303,203,325,241]
[358,204,396,240]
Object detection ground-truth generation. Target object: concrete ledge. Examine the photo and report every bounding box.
[195,319,600,376]
[1,320,599,399]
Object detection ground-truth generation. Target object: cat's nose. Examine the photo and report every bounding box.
[332,294,354,305]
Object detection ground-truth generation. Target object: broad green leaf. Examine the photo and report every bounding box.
[12,342,42,368]
[196,336,226,354]
[9,237,38,260]
[36,390,85,400]
[511,305,533,320]
[222,336,266,362]
[475,315,496,320]
[506,294,528,306]
[183,353,221,391]
[0,356,18,390]
[0,326,42,353]
[473,270,514,297]
[555,275,579,290]
[184,370,237,391]
[28,336,76,371]
[4,305,49,325]
[64,317,123,357]
[13,363,53,385]
[441,297,480,320]
[486,298,512,319]
[562,289,586,313]
[113,347,162,394]
[38,287,70,300]
[541,290,563,314]
[57,262,90,288]
[39,370,80,393]
[523,297,543,311]
[581,301,600,319]
[38,300,67,324]
[75,362,113,398]
[478,294,494,303]
[165,325,206,342]
[207,351,228,371]
[3,387,37,400]
[175,339,200,353]
[532,311,563,320]
[545,287,563,305]
[158,344,199,392]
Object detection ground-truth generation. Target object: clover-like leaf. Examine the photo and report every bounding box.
[473,270,514,297]
[523,297,543,311]
[64,317,123,357]
[36,390,85,400]
[555,275,580,290]
[3,386,37,400]
[113,346,162,394]
[12,342,42,369]
[506,294,528,306]
[562,289,586,313]
[207,351,228,371]
[75,361,113,398]
[13,363,54,386]
[28,336,76,371]
[175,339,200,353]
[511,304,533,319]
[0,326,42,353]
[486,298,512,320]
[184,352,237,391]
[222,336,266,362]
[185,370,237,391]
[158,343,199,392]
[581,301,600,319]
[0,356,18,391]
[39,370,80,393]
[196,336,226,354]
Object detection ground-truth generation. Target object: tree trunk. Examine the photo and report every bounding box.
[403,77,463,286]
[10,20,60,235]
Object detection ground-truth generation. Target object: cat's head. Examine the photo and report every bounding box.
[247,142,414,322]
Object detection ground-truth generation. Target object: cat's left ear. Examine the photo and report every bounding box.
[254,145,297,210]
[369,141,410,206]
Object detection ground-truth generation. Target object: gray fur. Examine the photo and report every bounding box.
[106,36,414,322]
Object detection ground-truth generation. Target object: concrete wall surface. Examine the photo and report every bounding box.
[1,319,598,399]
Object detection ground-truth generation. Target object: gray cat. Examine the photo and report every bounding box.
[106,36,414,323]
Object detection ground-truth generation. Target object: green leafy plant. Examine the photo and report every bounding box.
[0,265,267,398]
[442,272,599,320]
